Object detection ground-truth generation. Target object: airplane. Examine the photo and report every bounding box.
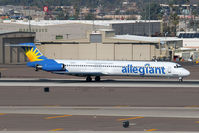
[8,43,190,82]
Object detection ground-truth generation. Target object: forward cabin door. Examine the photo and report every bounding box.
[168,66,172,74]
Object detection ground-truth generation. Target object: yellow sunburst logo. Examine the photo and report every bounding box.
[25,47,43,62]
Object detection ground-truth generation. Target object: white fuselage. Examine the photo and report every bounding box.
[55,60,190,78]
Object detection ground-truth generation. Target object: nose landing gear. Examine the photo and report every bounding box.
[179,77,183,82]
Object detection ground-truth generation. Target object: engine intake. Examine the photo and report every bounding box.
[35,64,42,71]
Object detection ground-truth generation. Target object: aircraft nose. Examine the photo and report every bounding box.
[183,69,190,77]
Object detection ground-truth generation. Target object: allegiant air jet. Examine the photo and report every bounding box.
[10,43,190,82]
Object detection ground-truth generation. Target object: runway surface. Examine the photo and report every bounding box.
[1,132,198,133]
[0,77,199,131]
[0,106,199,131]
[0,78,199,87]
[0,106,199,118]
[0,130,198,133]
[0,86,199,107]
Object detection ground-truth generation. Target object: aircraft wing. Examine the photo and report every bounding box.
[52,71,104,77]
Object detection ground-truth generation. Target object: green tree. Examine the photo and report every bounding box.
[170,13,179,34]
[56,12,63,20]
[141,2,163,20]
[84,13,95,20]
[167,0,180,35]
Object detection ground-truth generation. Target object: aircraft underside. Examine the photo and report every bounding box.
[52,71,183,82]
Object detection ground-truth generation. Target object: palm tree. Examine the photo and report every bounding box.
[170,13,180,34]
[168,0,180,35]
[184,0,190,32]
[192,2,199,31]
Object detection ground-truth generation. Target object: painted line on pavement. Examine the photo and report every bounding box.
[145,129,158,131]
[114,105,129,108]
[45,115,72,119]
[0,68,7,71]
[185,105,199,108]
[117,116,144,121]
[49,128,64,131]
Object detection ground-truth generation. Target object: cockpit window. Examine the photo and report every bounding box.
[174,64,182,68]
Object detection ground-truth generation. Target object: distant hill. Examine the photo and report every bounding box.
[0,0,198,7]
[0,0,121,7]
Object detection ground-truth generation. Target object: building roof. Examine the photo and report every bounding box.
[2,20,162,26]
[183,38,199,48]
[113,35,182,43]
[0,31,35,35]
[0,30,17,34]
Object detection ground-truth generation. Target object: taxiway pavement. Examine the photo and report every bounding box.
[0,107,199,131]
[0,78,199,87]
[0,86,198,107]
[0,106,199,118]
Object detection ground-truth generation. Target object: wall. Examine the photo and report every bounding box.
[115,44,132,60]
[39,43,156,61]
[0,32,35,64]
[133,45,151,60]
[112,22,162,36]
[97,44,114,60]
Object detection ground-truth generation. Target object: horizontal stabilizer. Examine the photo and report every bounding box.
[5,43,47,62]
[5,43,36,47]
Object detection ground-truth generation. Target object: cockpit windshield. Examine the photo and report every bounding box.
[174,64,182,68]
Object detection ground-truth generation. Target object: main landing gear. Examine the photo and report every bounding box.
[179,77,183,82]
[95,76,101,82]
[86,76,92,82]
[86,76,101,82]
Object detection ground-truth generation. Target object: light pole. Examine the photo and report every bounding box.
[148,0,151,37]
[28,0,31,32]
[92,0,95,32]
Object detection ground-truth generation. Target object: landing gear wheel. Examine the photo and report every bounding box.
[35,64,39,71]
[179,77,183,82]
[95,76,101,82]
[86,76,92,82]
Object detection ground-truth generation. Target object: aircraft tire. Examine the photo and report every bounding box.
[35,65,39,71]
[86,76,92,82]
[95,76,101,82]
[179,77,183,82]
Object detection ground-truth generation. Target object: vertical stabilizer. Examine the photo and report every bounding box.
[19,43,47,62]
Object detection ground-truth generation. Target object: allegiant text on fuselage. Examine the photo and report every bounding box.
[122,64,166,75]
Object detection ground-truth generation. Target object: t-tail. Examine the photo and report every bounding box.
[10,43,66,72]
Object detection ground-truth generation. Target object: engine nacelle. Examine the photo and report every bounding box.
[42,63,65,71]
